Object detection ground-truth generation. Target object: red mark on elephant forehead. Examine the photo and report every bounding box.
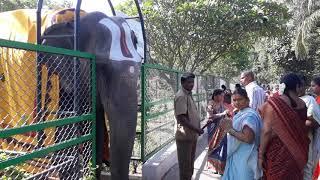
[120,28,133,58]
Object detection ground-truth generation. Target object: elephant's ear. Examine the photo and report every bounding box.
[92,23,112,64]
[42,22,74,49]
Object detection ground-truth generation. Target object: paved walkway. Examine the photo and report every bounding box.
[162,133,221,180]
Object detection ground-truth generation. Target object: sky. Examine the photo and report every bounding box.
[59,0,122,15]
[55,0,145,58]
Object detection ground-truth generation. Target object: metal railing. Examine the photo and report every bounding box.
[0,39,96,179]
[133,63,219,162]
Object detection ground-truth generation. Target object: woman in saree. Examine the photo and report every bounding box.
[206,89,231,174]
[222,87,263,180]
[259,73,309,180]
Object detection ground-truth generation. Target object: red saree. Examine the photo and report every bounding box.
[263,97,309,180]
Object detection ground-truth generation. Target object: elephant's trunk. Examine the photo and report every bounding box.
[96,61,140,180]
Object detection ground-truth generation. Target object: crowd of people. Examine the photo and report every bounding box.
[174,71,320,180]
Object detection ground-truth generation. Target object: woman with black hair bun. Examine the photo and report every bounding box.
[235,83,241,89]
[259,72,309,180]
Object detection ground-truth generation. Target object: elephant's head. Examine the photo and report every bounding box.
[41,11,142,179]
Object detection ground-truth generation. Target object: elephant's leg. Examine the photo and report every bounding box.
[95,95,105,179]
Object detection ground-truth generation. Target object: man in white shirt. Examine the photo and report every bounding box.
[240,71,266,111]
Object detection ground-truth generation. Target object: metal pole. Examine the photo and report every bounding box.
[74,0,82,51]
[176,72,179,92]
[107,0,116,16]
[73,0,82,116]
[91,56,97,169]
[36,0,44,148]
[140,64,146,162]
[36,0,43,45]
[197,77,200,117]
[133,0,147,63]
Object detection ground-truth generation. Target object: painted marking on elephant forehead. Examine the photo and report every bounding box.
[99,18,142,62]
[129,66,135,74]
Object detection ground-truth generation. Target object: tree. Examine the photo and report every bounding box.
[290,0,320,60]
[117,0,290,83]
[0,0,36,12]
[0,0,72,12]
[249,0,320,84]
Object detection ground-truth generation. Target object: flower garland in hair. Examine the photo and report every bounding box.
[278,83,286,95]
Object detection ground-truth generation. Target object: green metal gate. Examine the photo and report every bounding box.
[0,39,96,179]
[133,63,218,162]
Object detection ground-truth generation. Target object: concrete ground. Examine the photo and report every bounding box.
[101,130,221,180]
[162,133,221,180]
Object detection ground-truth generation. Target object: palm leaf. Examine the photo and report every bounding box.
[295,27,308,60]
[302,9,320,33]
[308,0,313,14]
[295,8,320,59]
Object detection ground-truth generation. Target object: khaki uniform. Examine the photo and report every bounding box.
[174,88,201,180]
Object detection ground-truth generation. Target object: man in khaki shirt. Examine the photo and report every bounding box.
[174,73,203,180]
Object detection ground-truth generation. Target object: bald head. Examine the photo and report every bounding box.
[240,71,255,86]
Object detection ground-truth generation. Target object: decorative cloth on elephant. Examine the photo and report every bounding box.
[98,17,142,62]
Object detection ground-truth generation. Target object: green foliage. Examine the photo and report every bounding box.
[291,0,320,59]
[82,161,97,180]
[117,0,290,81]
[0,153,30,180]
[250,0,320,84]
[0,0,37,12]
[0,0,72,12]
[115,0,138,17]
[210,45,252,80]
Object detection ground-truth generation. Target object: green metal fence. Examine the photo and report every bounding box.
[0,39,96,179]
[132,63,219,162]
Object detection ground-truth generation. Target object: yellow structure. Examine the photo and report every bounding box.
[0,9,86,174]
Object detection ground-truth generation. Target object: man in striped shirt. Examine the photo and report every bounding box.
[240,71,266,111]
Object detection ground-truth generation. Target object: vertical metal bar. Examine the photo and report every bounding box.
[176,72,179,92]
[36,0,43,45]
[91,56,97,168]
[107,0,116,16]
[73,0,82,115]
[134,0,147,63]
[140,64,146,162]
[74,0,82,51]
[36,0,44,148]
[205,76,208,101]
[197,76,200,117]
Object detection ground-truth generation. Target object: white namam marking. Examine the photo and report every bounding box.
[99,18,142,62]
[129,66,135,74]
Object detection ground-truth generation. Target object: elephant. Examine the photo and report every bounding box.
[40,11,142,179]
